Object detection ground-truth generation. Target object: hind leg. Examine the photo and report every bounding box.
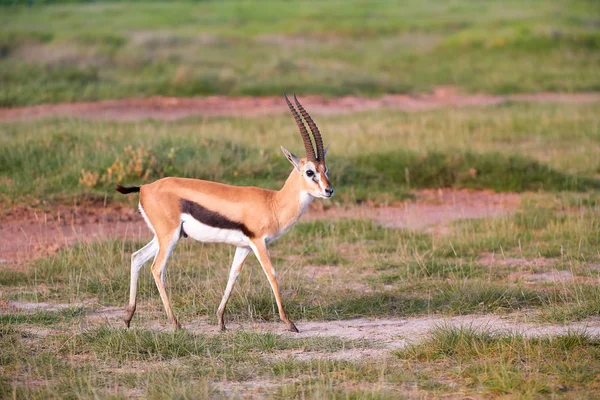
[124,237,158,328]
[151,229,181,329]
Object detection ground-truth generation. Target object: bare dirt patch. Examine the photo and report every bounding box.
[302,265,341,280]
[5,300,600,360]
[0,189,520,267]
[477,253,595,284]
[1,90,599,122]
[0,203,147,268]
[477,253,557,269]
[305,189,521,232]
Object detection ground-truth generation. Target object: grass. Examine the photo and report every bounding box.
[68,328,368,363]
[0,307,85,325]
[1,2,599,394]
[0,325,373,399]
[3,321,598,397]
[396,326,600,396]
[1,0,599,105]
[3,192,597,324]
[2,193,600,397]
[1,102,600,207]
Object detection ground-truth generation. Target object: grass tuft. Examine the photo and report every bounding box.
[0,307,85,325]
[397,326,600,395]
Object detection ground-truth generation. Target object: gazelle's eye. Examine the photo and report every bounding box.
[306,170,315,177]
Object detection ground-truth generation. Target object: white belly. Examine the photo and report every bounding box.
[181,214,250,247]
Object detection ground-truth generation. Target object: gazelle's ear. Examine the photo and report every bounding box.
[323,142,331,158]
[281,146,301,171]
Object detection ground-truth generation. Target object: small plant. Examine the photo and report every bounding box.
[79,145,177,188]
[104,145,158,184]
[78,169,99,188]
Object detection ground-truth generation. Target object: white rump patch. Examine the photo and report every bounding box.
[139,203,156,235]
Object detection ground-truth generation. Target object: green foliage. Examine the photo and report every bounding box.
[2,202,600,397]
[1,0,599,104]
[0,269,29,285]
[67,327,365,363]
[397,327,600,395]
[2,103,599,207]
[433,282,545,314]
[347,151,600,195]
[0,307,85,325]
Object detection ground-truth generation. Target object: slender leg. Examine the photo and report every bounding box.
[124,237,158,328]
[217,246,251,331]
[151,230,181,329]
[250,240,298,333]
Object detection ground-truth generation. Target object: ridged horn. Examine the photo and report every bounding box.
[284,94,316,161]
[294,94,324,161]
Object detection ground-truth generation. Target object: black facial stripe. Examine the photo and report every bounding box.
[180,199,255,238]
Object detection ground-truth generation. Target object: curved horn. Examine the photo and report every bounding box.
[284,94,316,161]
[294,95,324,161]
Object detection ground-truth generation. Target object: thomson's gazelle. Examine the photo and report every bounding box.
[116,95,333,332]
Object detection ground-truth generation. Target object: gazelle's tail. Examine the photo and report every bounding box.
[115,185,140,194]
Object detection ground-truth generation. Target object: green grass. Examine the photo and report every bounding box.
[2,198,600,397]
[67,328,367,363]
[1,102,599,207]
[0,325,374,399]
[396,327,600,396]
[4,195,597,323]
[5,325,591,398]
[1,5,600,394]
[0,307,85,325]
[1,0,599,105]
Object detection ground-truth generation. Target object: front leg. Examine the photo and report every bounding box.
[250,239,299,333]
[217,246,251,331]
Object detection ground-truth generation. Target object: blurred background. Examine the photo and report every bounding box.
[1,0,599,205]
[1,0,599,106]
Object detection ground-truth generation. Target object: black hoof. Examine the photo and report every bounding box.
[288,323,299,333]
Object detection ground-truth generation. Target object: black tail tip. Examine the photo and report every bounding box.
[115,185,140,194]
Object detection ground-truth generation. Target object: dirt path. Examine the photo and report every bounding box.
[5,300,600,361]
[1,89,599,122]
[0,189,520,267]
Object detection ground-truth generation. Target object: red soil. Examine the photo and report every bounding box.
[0,189,520,268]
[1,89,598,122]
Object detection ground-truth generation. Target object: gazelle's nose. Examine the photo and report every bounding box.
[325,187,334,197]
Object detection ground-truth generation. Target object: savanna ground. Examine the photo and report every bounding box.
[2,1,600,399]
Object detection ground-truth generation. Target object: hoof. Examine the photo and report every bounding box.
[124,305,135,328]
[288,323,299,333]
[219,325,227,332]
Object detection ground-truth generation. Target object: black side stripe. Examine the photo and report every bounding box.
[180,199,255,238]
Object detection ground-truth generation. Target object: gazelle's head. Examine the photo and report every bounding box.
[281,94,334,199]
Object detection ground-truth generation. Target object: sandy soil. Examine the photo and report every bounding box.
[1,89,599,122]
[0,189,520,267]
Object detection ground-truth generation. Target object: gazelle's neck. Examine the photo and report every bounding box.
[273,169,313,232]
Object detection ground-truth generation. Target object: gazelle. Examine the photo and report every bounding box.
[116,95,333,332]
